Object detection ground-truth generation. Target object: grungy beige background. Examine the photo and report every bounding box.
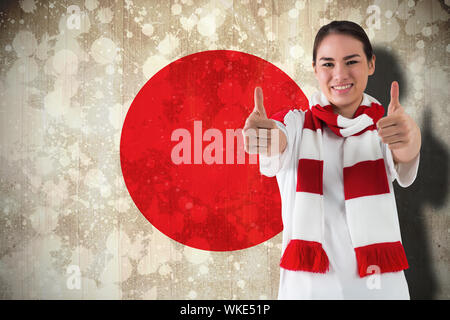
[0,0,448,299]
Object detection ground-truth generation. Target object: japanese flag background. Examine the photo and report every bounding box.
[0,0,448,299]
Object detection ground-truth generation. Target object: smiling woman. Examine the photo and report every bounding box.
[243,20,422,300]
[312,22,375,119]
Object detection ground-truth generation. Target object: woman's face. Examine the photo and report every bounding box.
[313,33,375,116]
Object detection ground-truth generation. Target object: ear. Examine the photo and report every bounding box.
[368,54,376,76]
[312,61,318,78]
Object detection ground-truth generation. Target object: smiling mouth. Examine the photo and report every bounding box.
[331,83,353,93]
[332,83,353,90]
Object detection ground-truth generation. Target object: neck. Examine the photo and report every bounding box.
[331,95,364,119]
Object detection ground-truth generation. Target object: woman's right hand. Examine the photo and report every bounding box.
[242,87,287,156]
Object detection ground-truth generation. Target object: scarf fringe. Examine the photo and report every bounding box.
[280,239,329,273]
[355,241,409,278]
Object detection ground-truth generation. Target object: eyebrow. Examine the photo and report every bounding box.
[319,54,361,61]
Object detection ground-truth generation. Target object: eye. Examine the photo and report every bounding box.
[322,62,334,67]
[346,60,359,65]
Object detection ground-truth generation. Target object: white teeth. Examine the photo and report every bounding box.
[333,84,352,90]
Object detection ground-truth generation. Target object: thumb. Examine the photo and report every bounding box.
[253,87,268,118]
[388,81,400,115]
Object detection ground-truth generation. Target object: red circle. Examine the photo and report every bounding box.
[120,50,308,251]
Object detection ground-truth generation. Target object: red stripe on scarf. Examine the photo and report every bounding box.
[280,239,329,273]
[297,158,323,194]
[354,102,385,120]
[343,159,390,200]
[350,103,385,136]
[308,102,384,136]
[303,109,323,131]
[310,104,336,124]
[355,241,409,277]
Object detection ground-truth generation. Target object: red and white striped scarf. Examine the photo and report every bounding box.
[279,92,409,277]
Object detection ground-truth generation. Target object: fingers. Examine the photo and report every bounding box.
[377,124,399,137]
[245,141,269,155]
[377,111,404,129]
[377,118,395,130]
[253,87,267,118]
[387,141,408,150]
[378,118,407,143]
[243,128,281,156]
[377,112,411,147]
[243,127,271,140]
[380,133,407,145]
[245,142,278,156]
[244,132,268,154]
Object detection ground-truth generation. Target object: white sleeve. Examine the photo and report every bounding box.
[382,141,420,188]
[259,109,304,177]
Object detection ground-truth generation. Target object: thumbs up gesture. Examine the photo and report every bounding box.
[243,87,287,156]
[376,81,421,163]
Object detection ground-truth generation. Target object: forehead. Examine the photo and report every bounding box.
[317,33,365,59]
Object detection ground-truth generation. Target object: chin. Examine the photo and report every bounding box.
[330,89,362,107]
[331,95,356,106]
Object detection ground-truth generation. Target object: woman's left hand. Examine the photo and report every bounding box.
[376,81,421,163]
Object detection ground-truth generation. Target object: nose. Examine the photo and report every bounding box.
[333,62,350,83]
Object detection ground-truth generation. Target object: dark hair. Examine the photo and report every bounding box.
[312,20,373,65]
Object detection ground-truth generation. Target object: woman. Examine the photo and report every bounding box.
[243,21,421,299]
